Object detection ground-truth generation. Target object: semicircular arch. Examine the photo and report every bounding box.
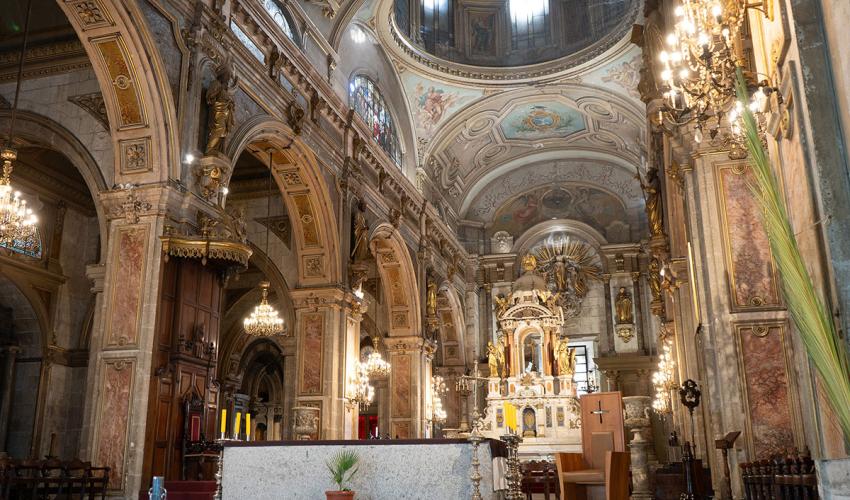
[370,223,421,337]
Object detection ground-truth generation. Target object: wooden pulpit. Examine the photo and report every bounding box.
[555,391,629,500]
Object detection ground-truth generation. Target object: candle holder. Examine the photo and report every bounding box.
[467,433,484,500]
[500,430,523,500]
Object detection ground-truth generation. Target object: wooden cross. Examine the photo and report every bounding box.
[590,400,609,424]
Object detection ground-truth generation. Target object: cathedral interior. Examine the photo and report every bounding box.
[0,0,849,498]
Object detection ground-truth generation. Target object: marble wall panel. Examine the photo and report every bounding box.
[716,164,781,310]
[736,323,796,459]
[93,359,134,490]
[391,354,412,418]
[298,312,324,395]
[105,226,148,347]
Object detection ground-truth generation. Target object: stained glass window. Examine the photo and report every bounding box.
[509,0,550,50]
[261,0,296,42]
[349,76,401,166]
[0,227,42,259]
[231,21,264,63]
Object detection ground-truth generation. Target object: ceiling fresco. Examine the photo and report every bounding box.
[400,72,484,142]
[499,102,586,140]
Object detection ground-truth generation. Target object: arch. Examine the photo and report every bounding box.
[0,111,109,261]
[56,0,179,181]
[349,74,402,166]
[512,219,608,256]
[370,223,421,336]
[227,118,341,286]
[258,0,300,45]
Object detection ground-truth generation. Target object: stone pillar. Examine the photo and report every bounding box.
[80,187,169,496]
[0,345,20,451]
[623,396,657,464]
[290,287,361,440]
[629,429,653,500]
[385,336,432,438]
[632,272,646,355]
[602,274,615,353]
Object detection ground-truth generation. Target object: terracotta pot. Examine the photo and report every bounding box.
[325,491,355,500]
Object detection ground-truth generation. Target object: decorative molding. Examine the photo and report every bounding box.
[66,0,114,31]
[68,92,110,129]
[110,187,152,224]
[119,137,152,173]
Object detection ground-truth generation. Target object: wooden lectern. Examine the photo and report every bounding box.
[555,391,629,500]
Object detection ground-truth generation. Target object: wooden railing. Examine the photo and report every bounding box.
[0,457,109,499]
[740,450,818,500]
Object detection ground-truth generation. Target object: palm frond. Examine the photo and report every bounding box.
[735,68,850,440]
[326,449,360,490]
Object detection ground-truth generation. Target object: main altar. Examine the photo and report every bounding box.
[475,254,585,458]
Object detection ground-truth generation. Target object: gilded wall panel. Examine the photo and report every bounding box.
[92,36,146,128]
[292,193,320,248]
[716,163,782,310]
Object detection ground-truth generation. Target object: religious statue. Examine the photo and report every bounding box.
[545,292,561,311]
[494,293,511,317]
[487,341,500,378]
[648,257,663,303]
[615,287,634,324]
[521,253,537,273]
[637,166,664,237]
[496,336,507,378]
[555,338,577,378]
[204,64,237,155]
[350,201,370,262]
[553,255,568,293]
[426,279,438,319]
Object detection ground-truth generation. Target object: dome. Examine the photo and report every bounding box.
[393,0,637,69]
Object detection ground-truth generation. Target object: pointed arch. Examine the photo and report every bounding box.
[227,118,341,286]
[370,223,420,336]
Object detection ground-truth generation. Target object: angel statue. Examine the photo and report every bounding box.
[494,293,511,317]
[555,338,577,378]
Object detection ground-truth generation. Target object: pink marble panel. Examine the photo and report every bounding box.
[299,313,324,395]
[94,359,134,489]
[738,325,795,459]
[106,227,148,346]
[717,165,781,309]
[391,354,411,418]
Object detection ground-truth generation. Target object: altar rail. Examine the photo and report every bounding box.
[0,457,109,499]
[740,450,818,500]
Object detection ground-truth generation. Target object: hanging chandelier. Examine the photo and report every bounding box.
[431,375,447,424]
[346,364,375,410]
[0,0,38,248]
[243,281,284,336]
[651,337,677,414]
[243,149,285,337]
[362,337,391,379]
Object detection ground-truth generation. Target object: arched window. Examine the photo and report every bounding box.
[0,227,42,259]
[261,0,297,43]
[349,76,402,166]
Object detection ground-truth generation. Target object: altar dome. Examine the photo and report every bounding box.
[392,0,637,68]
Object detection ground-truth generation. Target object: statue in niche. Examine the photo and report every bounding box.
[426,279,438,318]
[496,335,507,378]
[637,165,664,237]
[554,338,577,378]
[648,257,663,303]
[350,201,370,262]
[204,64,237,156]
[487,341,500,378]
[615,287,634,324]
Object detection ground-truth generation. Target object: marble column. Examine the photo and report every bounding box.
[290,287,362,440]
[0,345,20,451]
[385,336,434,438]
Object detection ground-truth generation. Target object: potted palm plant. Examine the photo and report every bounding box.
[325,449,359,499]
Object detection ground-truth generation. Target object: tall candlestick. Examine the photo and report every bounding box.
[234,412,241,440]
[220,409,227,439]
[246,413,251,441]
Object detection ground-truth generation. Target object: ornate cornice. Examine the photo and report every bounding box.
[160,234,252,267]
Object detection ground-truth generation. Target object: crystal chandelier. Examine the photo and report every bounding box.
[658,0,747,141]
[431,375,448,424]
[243,281,284,336]
[362,337,391,379]
[243,149,285,336]
[0,0,38,248]
[652,337,677,414]
[346,364,375,410]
